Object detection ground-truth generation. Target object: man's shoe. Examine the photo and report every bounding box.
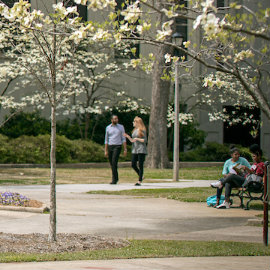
[135,182,141,186]
[110,182,117,185]
[216,201,230,209]
[210,181,222,189]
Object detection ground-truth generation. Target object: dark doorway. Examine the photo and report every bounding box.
[223,106,260,147]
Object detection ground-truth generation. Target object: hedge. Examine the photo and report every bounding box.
[180,142,253,162]
[0,134,112,164]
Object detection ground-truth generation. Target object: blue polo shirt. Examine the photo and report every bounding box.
[104,124,126,145]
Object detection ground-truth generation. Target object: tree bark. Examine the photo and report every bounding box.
[49,10,57,241]
[146,43,172,168]
[49,100,57,242]
[84,112,90,139]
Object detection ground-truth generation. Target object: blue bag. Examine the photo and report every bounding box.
[206,195,225,207]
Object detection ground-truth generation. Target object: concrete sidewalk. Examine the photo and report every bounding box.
[0,180,213,193]
[0,257,269,270]
[0,181,263,242]
[0,181,267,270]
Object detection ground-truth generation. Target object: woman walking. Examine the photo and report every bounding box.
[124,116,147,186]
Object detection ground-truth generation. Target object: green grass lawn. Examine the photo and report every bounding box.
[87,187,265,210]
[88,187,214,203]
[0,240,269,263]
[0,166,223,185]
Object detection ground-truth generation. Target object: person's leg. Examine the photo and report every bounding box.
[111,145,121,183]
[138,154,146,182]
[216,182,232,209]
[223,174,245,188]
[212,178,224,207]
[225,182,232,200]
[108,145,114,183]
[131,154,140,176]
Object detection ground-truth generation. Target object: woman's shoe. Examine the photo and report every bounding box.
[216,201,230,209]
[210,181,222,189]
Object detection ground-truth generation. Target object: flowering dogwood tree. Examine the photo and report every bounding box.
[0,0,125,241]
[117,0,270,116]
[97,0,269,166]
[57,37,144,139]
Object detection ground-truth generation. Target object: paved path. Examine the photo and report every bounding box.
[0,257,269,270]
[0,181,267,269]
[0,180,214,193]
[0,181,263,242]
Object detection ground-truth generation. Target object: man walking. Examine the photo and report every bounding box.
[104,115,127,184]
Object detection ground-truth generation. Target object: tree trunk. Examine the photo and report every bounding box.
[49,101,57,242]
[49,10,57,241]
[146,44,172,168]
[84,112,90,139]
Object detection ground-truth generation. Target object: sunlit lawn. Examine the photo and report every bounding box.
[0,167,222,185]
[0,240,269,262]
[0,166,223,185]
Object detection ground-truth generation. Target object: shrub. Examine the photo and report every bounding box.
[0,134,108,164]
[72,139,106,163]
[0,111,50,138]
[180,142,253,162]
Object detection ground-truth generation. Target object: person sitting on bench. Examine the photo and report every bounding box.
[212,144,265,209]
[210,146,251,207]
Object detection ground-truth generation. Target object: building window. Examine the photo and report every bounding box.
[1,0,17,8]
[115,0,140,59]
[1,0,31,8]
[217,0,225,8]
[223,106,260,147]
[64,0,87,21]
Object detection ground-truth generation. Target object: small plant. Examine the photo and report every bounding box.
[0,192,30,207]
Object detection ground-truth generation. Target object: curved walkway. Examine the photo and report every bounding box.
[0,181,267,270]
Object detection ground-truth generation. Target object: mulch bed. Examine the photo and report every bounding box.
[0,233,129,254]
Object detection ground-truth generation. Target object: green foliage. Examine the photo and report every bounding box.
[72,139,108,163]
[0,111,50,138]
[180,142,252,162]
[0,111,207,156]
[88,187,214,203]
[0,134,107,164]
[168,121,206,159]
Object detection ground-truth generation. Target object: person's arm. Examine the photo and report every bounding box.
[124,133,135,143]
[123,142,127,156]
[121,125,127,156]
[241,166,253,174]
[104,144,108,158]
[242,158,252,169]
[222,160,230,178]
[104,127,109,157]
[134,138,145,143]
[132,130,146,143]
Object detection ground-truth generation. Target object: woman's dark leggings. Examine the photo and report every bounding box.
[131,154,146,181]
[217,175,245,200]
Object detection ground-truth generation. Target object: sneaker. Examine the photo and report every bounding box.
[216,201,230,209]
[210,181,222,189]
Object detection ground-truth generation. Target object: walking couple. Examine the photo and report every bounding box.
[104,115,147,186]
